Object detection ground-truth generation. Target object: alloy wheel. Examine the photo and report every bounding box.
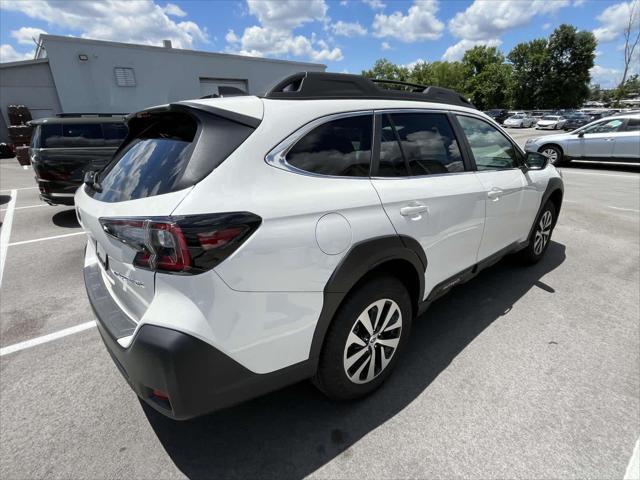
[533,210,553,255]
[343,299,402,384]
[541,147,559,164]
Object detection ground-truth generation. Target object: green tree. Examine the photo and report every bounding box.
[542,24,596,108]
[461,46,512,110]
[508,39,549,109]
[361,58,410,82]
[410,61,466,93]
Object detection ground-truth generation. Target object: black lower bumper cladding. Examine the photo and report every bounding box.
[83,264,312,420]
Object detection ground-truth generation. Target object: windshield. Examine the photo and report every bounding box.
[510,115,525,119]
[542,116,558,120]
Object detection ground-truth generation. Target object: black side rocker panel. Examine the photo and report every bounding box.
[307,234,427,368]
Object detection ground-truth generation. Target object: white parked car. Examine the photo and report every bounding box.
[76,72,564,420]
[503,113,536,128]
[526,113,640,165]
[536,115,567,130]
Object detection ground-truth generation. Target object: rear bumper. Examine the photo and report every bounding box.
[84,264,312,420]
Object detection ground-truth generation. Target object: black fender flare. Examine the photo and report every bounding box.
[308,234,426,369]
[527,176,564,240]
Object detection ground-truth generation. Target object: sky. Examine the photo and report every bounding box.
[0,0,638,88]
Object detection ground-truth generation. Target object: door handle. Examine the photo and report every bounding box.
[487,188,504,200]
[605,138,615,142]
[400,203,428,217]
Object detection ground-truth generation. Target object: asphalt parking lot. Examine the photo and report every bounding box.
[1,128,639,479]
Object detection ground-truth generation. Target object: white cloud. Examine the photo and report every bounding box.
[573,0,586,6]
[246,0,328,29]
[10,26,47,45]
[593,1,637,42]
[0,0,208,48]
[331,20,367,37]
[363,0,385,9]
[442,38,502,61]
[0,44,34,62]
[590,65,621,87]
[449,0,570,41]
[226,0,341,62]
[542,22,552,30]
[227,25,342,62]
[372,0,444,42]
[404,58,426,69]
[381,41,392,50]
[163,2,186,17]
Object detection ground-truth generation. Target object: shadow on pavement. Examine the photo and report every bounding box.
[0,194,11,206]
[144,242,566,480]
[563,161,639,174]
[52,209,80,228]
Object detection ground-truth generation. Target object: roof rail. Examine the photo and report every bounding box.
[55,113,127,118]
[264,72,474,109]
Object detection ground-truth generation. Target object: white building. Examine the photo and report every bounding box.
[0,35,326,141]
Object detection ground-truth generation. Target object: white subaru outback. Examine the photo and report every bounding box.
[77,72,563,420]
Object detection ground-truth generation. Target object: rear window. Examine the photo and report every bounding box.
[89,111,254,202]
[32,122,127,148]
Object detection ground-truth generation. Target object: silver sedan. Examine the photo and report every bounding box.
[524,114,640,165]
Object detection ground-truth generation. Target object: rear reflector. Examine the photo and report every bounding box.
[152,389,169,401]
[100,212,261,274]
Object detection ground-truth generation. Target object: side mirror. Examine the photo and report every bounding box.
[83,170,96,185]
[524,152,549,171]
[577,131,584,138]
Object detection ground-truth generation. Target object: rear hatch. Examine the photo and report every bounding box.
[76,98,263,323]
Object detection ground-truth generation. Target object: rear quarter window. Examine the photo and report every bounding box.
[89,111,254,202]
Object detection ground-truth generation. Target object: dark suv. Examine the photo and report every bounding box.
[484,109,510,125]
[30,116,127,205]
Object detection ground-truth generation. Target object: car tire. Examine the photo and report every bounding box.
[313,275,412,400]
[520,201,557,264]
[538,144,566,166]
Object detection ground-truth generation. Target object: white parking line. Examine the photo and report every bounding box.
[0,321,97,357]
[609,206,640,213]
[0,204,46,212]
[559,170,640,180]
[0,189,17,287]
[8,231,85,247]
[0,186,38,192]
[624,438,640,480]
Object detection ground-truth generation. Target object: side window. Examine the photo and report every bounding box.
[102,123,128,147]
[378,112,463,177]
[63,123,105,147]
[582,119,624,134]
[286,115,372,177]
[456,115,520,171]
[624,118,640,132]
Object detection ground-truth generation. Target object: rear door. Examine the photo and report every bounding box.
[370,111,486,298]
[612,117,640,161]
[454,114,540,260]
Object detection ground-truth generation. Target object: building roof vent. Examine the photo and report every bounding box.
[163,40,172,49]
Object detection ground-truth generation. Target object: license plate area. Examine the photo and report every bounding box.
[96,241,109,270]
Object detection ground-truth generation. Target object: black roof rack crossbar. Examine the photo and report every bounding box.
[264,72,474,109]
[371,78,428,92]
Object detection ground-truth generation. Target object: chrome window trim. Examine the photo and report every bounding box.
[264,110,374,180]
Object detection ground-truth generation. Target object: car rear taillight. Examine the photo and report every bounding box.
[99,213,261,274]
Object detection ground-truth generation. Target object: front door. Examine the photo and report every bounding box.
[370,112,486,298]
[455,114,538,260]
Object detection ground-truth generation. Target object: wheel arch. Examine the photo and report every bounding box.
[527,177,564,240]
[538,143,564,157]
[308,235,426,370]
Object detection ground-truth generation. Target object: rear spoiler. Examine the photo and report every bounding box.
[126,102,260,129]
